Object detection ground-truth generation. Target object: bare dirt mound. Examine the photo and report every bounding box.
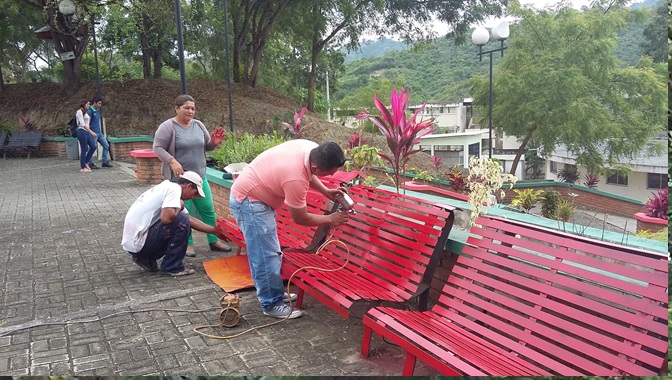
[0,78,435,171]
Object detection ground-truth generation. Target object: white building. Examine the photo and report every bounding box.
[543,140,668,203]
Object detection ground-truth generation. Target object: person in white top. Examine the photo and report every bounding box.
[121,171,225,276]
[75,99,98,172]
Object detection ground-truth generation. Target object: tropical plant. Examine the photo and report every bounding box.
[355,88,435,193]
[446,166,467,192]
[19,115,36,130]
[431,155,442,170]
[466,157,517,225]
[210,132,288,170]
[282,106,314,139]
[557,166,580,184]
[540,188,561,219]
[408,167,434,183]
[510,188,544,213]
[644,188,668,220]
[346,132,370,149]
[346,144,383,174]
[583,173,600,188]
[557,199,576,222]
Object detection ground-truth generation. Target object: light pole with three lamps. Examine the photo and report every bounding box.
[471,20,509,158]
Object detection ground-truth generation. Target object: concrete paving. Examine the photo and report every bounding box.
[0,157,440,376]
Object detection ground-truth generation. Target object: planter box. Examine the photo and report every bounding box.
[130,149,163,184]
[633,212,667,233]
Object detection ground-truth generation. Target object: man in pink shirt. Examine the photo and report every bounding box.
[230,140,349,319]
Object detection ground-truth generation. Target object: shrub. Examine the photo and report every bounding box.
[540,189,561,219]
[557,166,579,183]
[408,167,434,183]
[582,173,600,188]
[282,106,313,139]
[446,166,467,192]
[644,187,668,220]
[209,132,288,170]
[355,88,435,193]
[510,188,544,213]
[346,144,383,173]
[556,199,576,221]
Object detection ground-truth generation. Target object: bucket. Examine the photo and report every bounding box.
[65,141,79,160]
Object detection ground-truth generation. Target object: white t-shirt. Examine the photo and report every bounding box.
[121,180,186,253]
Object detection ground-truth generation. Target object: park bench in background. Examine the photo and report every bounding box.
[361,215,668,376]
[3,130,44,158]
[0,131,7,157]
[281,184,457,318]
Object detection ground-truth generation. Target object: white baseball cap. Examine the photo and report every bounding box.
[180,171,205,197]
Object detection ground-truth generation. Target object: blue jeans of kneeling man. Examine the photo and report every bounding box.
[133,212,190,273]
[229,194,284,310]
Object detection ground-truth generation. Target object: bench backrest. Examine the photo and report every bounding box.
[323,185,456,308]
[0,131,7,146]
[8,130,43,148]
[439,216,668,375]
[274,186,337,251]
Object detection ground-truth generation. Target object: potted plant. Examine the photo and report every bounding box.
[633,188,668,233]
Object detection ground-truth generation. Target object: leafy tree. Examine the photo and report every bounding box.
[128,0,175,78]
[18,0,110,94]
[640,0,666,63]
[472,1,667,175]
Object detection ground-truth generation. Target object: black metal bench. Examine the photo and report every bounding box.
[3,130,43,158]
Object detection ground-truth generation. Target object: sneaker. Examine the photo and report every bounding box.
[102,162,114,168]
[132,256,158,272]
[89,163,99,169]
[185,248,196,257]
[283,292,297,303]
[159,268,196,276]
[263,304,302,319]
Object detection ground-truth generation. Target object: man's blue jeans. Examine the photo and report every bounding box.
[229,194,284,310]
[133,212,190,273]
[87,133,110,165]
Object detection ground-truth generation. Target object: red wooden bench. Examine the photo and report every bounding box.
[281,184,457,318]
[361,215,668,376]
[215,172,356,254]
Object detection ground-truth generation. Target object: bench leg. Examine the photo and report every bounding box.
[402,352,417,376]
[295,288,305,309]
[361,325,372,357]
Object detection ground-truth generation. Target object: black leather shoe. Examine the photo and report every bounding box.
[102,162,113,168]
[89,163,100,169]
[209,242,232,252]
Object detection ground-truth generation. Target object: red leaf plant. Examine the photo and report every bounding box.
[431,155,442,170]
[282,106,314,139]
[356,88,435,193]
[347,132,370,149]
[644,187,668,220]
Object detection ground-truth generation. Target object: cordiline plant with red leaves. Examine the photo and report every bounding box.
[282,106,314,139]
[356,88,435,193]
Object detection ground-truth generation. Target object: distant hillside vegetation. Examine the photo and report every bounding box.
[343,38,409,63]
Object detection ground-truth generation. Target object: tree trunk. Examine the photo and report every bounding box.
[509,125,538,175]
[307,52,318,111]
[152,50,163,78]
[140,16,152,79]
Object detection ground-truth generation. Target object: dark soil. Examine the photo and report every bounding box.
[0,79,436,171]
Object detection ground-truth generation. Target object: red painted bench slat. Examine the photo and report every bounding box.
[281,184,456,318]
[215,184,337,254]
[362,215,668,375]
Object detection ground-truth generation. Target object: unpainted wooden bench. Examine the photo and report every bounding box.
[361,215,668,376]
[281,184,457,318]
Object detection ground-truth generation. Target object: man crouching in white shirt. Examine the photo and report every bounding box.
[121,171,224,276]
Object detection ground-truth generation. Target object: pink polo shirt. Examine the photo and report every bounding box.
[231,139,317,210]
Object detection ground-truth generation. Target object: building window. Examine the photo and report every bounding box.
[606,171,628,186]
[647,173,665,189]
[550,161,558,174]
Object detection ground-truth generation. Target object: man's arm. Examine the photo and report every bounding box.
[188,215,217,234]
[288,206,348,227]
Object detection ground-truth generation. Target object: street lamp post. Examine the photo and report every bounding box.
[472,21,509,158]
